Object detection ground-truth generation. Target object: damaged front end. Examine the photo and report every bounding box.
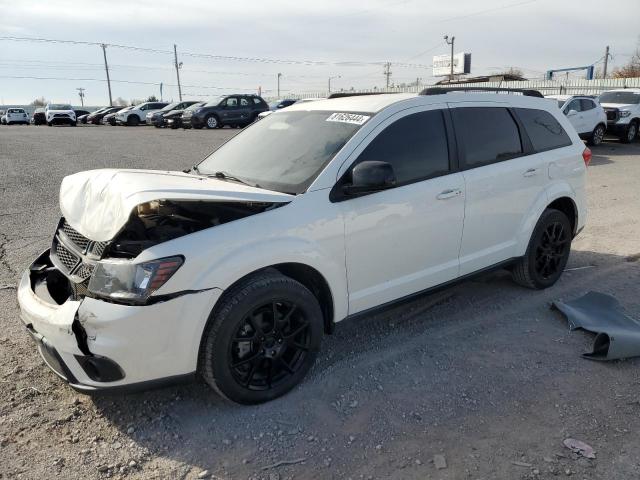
[19,197,279,390]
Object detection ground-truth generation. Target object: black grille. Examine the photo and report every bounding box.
[63,221,90,250]
[53,113,70,118]
[75,263,95,280]
[605,108,619,122]
[91,241,108,257]
[71,280,89,299]
[55,242,79,271]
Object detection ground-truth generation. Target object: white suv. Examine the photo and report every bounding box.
[546,95,607,146]
[3,107,30,125]
[45,103,76,126]
[17,89,588,403]
[116,101,168,126]
[598,89,640,143]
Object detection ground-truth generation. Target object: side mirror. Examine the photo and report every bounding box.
[343,161,396,195]
[567,109,578,117]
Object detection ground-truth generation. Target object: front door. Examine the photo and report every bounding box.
[339,106,465,314]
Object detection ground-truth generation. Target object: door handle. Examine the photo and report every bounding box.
[523,168,538,177]
[436,189,462,200]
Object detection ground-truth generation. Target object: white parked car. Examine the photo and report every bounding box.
[45,103,76,126]
[598,89,640,143]
[3,107,30,125]
[546,95,607,146]
[115,101,168,126]
[18,89,588,403]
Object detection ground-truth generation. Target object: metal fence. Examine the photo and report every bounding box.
[283,77,640,100]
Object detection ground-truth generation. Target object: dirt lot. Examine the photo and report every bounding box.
[1,124,639,480]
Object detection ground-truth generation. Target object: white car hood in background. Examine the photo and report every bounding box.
[60,169,292,242]
[599,102,635,110]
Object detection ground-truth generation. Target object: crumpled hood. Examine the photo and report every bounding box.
[60,169,292,242]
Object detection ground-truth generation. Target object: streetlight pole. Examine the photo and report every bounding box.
[328,75,341,93]
[174,44,183,101]
[100,44,113,106]
[444,35,455,81]
[277,73,282,98]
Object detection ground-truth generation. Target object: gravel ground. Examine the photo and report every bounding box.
[1,124,639,480]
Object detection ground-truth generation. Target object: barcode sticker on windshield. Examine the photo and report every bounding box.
[326,113,370,125]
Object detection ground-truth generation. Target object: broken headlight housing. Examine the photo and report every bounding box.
[87,256,184,304]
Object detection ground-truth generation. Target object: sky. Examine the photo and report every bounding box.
[0,0,638,106]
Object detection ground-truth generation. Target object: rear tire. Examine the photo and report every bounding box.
[619,121,638,143]
[587,124,605,146]
[511,209,572,290]
[199,271,323,404]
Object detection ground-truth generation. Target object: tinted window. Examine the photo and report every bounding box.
[599,91,640,105]
[453,107,522,168]
[516,108,572,152]
[226,98,238,107]
[240,98,250,106]
[253,98,262,105]
[564,99,582,113]
[580,99,595,111]
[356,110,449,184]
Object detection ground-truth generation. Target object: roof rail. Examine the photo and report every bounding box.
[327,92,397,99]
[420,87,544,98]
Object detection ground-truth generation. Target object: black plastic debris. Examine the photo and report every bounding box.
[553,291,640,361]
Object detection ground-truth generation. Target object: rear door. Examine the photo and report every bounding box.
[220,97,241,123]
[339,105,465,313]
[238,97,253,123]
[450,103,549,275]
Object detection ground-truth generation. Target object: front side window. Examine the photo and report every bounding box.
[354,110,449,185]
[226,98,238,108]
[516,108,572,152]
[564,99,582,114]
[452,107,522,168]
[197,110,367,194]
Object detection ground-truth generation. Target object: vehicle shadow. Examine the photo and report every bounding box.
[90,248,640,478]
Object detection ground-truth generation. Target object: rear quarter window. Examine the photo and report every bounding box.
[515,108,572,152]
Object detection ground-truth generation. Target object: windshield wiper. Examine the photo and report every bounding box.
[183,164,200,174]
[209,171,256,188]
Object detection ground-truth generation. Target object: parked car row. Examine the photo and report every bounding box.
[545,88,640,145]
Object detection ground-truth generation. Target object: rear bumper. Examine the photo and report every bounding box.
[18,250,221,393]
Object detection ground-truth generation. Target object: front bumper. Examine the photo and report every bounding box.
[18,250,221,392]
[606,122,631,135]
[182,115,204,128]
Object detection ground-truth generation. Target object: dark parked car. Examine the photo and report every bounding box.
[31,108,46,125]
[268,99,297,111]
[163,102,205,129]
[87,106,121,125]
[149,101,199,127]
[74,110,91,123]
[181,94,269,129]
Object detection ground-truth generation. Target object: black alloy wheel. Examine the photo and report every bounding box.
[511,209,572,289]
[199,271,323,404]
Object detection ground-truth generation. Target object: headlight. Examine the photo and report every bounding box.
[87,256,184,304]
[619,110,631,118]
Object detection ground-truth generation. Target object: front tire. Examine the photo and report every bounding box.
[205,114,219,129]
[199,271,323,404]
[511,209,572,289]
[620,121,638,144]
[127,115,140,126]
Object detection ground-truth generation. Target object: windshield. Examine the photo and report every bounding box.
[185,102,204,111]
[599,91,640,105]
[160,102,179,112]
[197,110,369,194]
[48,104,72,110]
[8,109,25,113]
[204,97,223,107]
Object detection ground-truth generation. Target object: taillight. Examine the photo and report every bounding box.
[582,147,592,167]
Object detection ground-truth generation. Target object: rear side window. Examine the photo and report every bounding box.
[452,107,522,168]
[356,110,449,185]
[516,108,572,152]
[580,99,595,111]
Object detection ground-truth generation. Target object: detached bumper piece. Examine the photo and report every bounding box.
[553,291,640,361]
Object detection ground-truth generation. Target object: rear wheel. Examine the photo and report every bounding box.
[199,271,323,404]
[620,121,638,143]
[511,209,572,289]
[588,124,605,146]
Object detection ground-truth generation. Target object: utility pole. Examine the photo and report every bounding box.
[444,35,455,81]
[101,44,113,106]
[603,45,611,78]
[277,73,282,98]
[328,75,341,93]
[173,44,183,101]
[76,87,85,106]
[383,62,392,89]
